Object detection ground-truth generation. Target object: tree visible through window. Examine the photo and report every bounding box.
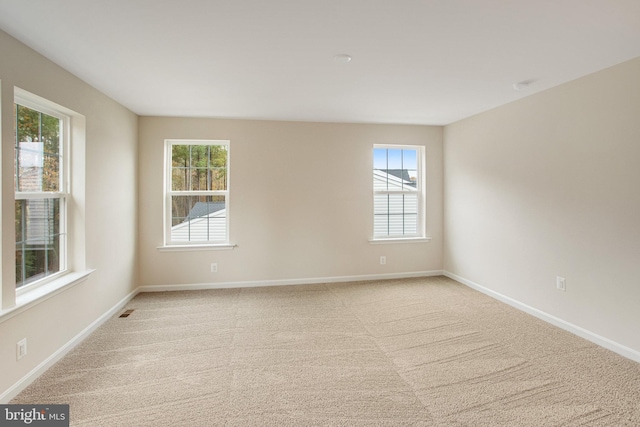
[373,146,422,238]
[15,103,66,288]
[166,141,229,244]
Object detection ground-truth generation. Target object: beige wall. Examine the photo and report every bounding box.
[139,117,443,286]
[444,57,640,353]
[0,30,138,397]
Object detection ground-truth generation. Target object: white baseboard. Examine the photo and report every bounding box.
[444,271,640,364]
[138,270,444,292]
[0,288,140,403]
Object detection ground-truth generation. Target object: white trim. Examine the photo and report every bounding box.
[138,270,444,292]
[157,243,237,252]
[14,88,74,119]
[13,192,64,200]
[1,270,95,324]
[16,268,69,298]
[164,139,230,246]
[372,145,426,239]
[165,139,230,146]
[369,237,432,244]
[444,271,640,364]
[0,286,139,403]
[14,94,71,290]
[166,190,228,196]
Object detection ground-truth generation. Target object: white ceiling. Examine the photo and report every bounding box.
[1,0,639,125]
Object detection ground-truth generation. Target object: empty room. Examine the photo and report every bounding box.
[1,1,639,425]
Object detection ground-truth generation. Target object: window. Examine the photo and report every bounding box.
[164,140,229,245]
[2,88,88,313]
[14,101,68,289]
[373,145,424,239]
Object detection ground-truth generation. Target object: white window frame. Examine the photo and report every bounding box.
[162,139,233,249]
[0,88,92,319]
[371,144,427,242]
[14,94,70,294]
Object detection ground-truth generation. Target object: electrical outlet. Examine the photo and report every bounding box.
[380,256,386,265]
[17,338,27,360]
[211,263,218,273]
[556,276,566,292]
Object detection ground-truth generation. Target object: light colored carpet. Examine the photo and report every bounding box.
[11,276,640,426]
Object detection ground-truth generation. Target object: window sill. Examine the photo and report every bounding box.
[0,269,95,324]
[157,244,237,252]
[369,237,432,244]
